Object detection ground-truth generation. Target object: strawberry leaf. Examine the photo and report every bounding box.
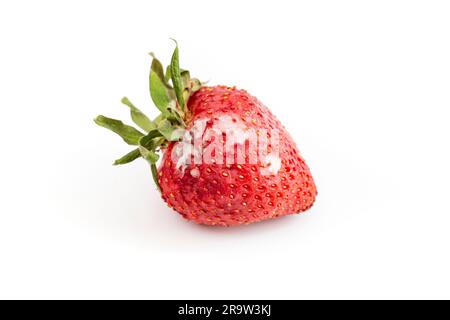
[170,40,185,111]
[121,97,155,132]
[139,146,160,163]
[94,116,145,145]
[165,65,172,83]
[113,148,141,166]
[181,70,191,88]
[157,119,184,141]
[191,78,202,92]
[150,55,173,113]
[165,101,186,127]
[181,70,191,103]
[139,130,163,150]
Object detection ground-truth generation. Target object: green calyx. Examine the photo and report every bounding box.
[94,41,202,190]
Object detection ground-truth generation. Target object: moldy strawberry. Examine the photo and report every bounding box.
[95,41,317,227]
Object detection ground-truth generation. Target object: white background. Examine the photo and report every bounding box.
[0,0,449,300]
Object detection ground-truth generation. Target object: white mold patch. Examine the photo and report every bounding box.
[260,154,282,176]
[190,167,200,178]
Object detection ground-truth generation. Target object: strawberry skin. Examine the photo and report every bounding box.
[158,86,317,226]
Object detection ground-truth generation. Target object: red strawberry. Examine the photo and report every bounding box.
[95,41,317,227]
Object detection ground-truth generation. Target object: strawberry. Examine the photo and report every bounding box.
[95,41,317,227]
